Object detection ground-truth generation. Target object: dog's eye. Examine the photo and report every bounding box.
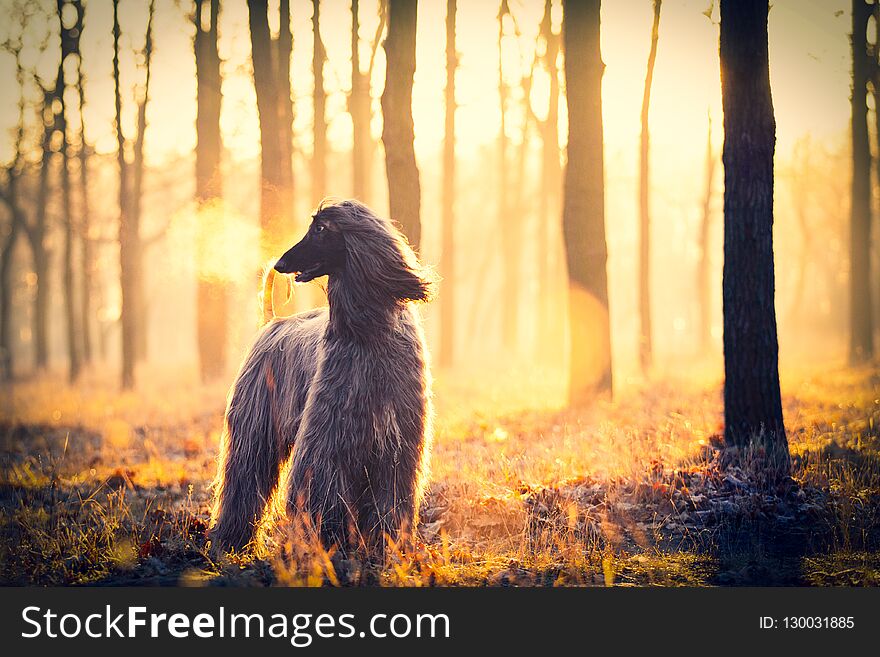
[314,224,325,233]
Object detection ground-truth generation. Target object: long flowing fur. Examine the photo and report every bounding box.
[209,200,434,555]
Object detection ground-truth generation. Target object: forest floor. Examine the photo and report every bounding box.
[1,363,878,586]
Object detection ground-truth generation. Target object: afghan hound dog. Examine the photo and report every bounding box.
[208,199,434,556]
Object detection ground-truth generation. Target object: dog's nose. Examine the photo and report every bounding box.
[274,259,288,273]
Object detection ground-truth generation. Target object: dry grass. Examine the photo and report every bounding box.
[1,363,878,586]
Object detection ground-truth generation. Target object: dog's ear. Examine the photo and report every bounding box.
[390,267,436,303]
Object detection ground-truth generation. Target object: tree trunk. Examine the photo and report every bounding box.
[27,84,55,372]
[32,246,50,372]
[381,0,421,249]
[439,0,456,368]
[130,2,154,364]
[697,113,716,354]
[562,0,612,404]
[312,0,327,205]
[75,0,92,365]
[351,0,370,201]
[638,0,660,374]
[359,2,387,206]
[871,3,880,344]
[57,0,81,384]
[850,0,874,363]
[277,0,294,202]
[498,0,517,352]
[514,67,530,353]
[248,0,287,261]
[537,0,561,349]
[0,199,20,381]
[719,0,788,473]
[1,50,27,380]
[195,0,227,382]
[114,0,135,389]
[61,116,80,384]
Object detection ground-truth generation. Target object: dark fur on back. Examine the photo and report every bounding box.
[209,200,434,555]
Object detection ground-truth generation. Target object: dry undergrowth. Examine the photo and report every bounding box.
[0,364,878,586]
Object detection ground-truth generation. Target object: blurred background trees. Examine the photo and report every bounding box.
[0,0,870,415]
[311,0,325,206]
[382,0,421,249]
[248,0,289,263]
[194,0,226,382]
[850,0,874,364]
[637,0,660,374]
[438,0,456,369]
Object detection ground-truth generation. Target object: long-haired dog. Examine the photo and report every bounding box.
[209,199,434,556]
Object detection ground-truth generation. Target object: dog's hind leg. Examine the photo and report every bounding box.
[209,356,291,552]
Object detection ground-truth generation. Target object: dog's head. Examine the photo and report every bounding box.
[274,205,346,283]
[274,199,435,303]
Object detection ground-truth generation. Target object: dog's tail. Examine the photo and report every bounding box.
[260,265,294,326]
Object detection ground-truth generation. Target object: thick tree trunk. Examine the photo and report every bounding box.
[381,0,421,249]
[248,0,287,261]
[439,0,456,368]
[697,114,716,354]
[195,0,227,382]
[312,0,327,205]
[562,0,612,403]
[719,0,788,473]
[57,0,81,384]
[850,0,874,363]
[638,0,660,374]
